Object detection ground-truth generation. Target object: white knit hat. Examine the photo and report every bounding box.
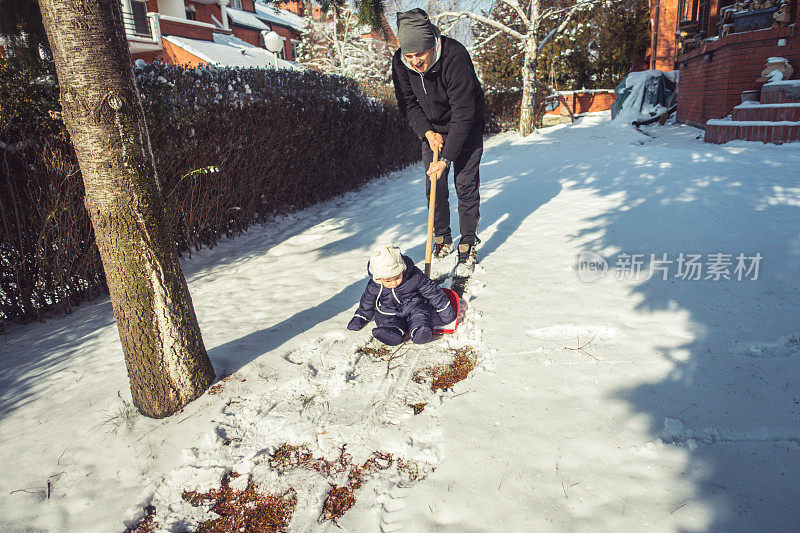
[368,243,406,279]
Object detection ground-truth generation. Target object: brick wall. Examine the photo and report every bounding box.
[130,50,160,63]
[270,25,300,60]
[131,40,207,68]
[278,1,307,16]
[677,26,800,128]
[188,1,221,26]
[546,91,617,116]
[159,18,216,41]
[160,39,206,67]
[649,0,680,70]
[233,26,262,47]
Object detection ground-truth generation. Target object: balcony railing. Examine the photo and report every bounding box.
[122,10,152,39]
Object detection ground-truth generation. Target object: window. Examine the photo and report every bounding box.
[229,0,242,9]
[290,40,299,61]
[131,1,149,36]
[185,4,196,21]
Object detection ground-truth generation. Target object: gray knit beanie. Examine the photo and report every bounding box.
[396,8,436,54]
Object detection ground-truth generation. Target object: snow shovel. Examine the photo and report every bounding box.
[424,146,440,279]
[433,287,460,335]
[424,146,461,335]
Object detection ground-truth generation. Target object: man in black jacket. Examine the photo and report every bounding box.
[392,8,485,267]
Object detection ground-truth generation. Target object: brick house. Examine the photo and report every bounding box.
[648,0,680,70]
[648,0,800,143]
[122,0,305,68]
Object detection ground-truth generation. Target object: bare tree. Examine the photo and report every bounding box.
[38,0,215,418]
[300,4,394,83]
[434,0,598,135]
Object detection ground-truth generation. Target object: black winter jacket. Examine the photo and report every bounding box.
[350,255,453,326]
[392,36,485,162]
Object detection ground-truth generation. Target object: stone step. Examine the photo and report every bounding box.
[760,80,800,105]
[704,120,800,144]
[732,103,800,122]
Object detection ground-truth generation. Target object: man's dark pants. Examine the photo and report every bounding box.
[422,129,483,245]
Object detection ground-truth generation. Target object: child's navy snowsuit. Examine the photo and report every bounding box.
[347,254,457,345]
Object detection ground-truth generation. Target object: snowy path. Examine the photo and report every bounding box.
[1,114,799,532]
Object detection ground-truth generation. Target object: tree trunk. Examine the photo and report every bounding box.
[38,0,215,418]
[519,36,537,136]
[332,9,346,70]
[520,0,542,136]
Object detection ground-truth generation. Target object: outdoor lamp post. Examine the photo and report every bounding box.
[262,30,283,68]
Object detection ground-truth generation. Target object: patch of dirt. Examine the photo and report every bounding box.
[208,374,247,395]
[356,345,393,359]
[396,458,430,484]
[126,504,156,533]
[183,472,296,533]
[409,402,427,414]
[208,375,232,395]
[319,450,393,523]
[268,443,314,472]
[320,484,357,523]
[414,346,477,392]
[266,445,397,524]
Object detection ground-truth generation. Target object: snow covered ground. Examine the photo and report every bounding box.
[1,113,799,532]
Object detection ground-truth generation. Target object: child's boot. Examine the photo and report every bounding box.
[372,327,404,346]
[411,326,432,344]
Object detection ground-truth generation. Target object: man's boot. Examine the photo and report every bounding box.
[457,237,479,267]
[433,235,454,259]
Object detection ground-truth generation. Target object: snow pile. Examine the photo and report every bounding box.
[757,57,794,83]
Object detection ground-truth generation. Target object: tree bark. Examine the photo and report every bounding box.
[519,0,540,136]
[38,0,215,418]
[519,35,537,136]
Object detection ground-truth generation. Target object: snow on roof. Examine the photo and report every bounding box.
[226,7,270,31]
[163,33,297,70]
[253,2,307,32]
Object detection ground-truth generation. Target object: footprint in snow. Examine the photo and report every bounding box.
[731,335,800,359]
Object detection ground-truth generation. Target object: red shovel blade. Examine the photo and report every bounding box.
[433,288,460,335]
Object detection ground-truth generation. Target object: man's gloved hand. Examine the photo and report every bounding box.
[347,316,368,331]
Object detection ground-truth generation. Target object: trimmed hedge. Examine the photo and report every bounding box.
[0,58,419,325]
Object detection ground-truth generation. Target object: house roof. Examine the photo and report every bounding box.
[163,33,297,69]
[253,2,307,32]
[226,7,271,31]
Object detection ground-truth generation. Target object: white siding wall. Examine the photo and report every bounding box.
[157,0,186,19]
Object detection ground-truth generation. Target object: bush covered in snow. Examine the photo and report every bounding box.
[0,58,419,324]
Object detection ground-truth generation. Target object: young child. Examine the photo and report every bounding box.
[347,243,457,345]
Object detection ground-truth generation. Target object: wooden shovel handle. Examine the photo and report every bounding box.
[424,146,439,278]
